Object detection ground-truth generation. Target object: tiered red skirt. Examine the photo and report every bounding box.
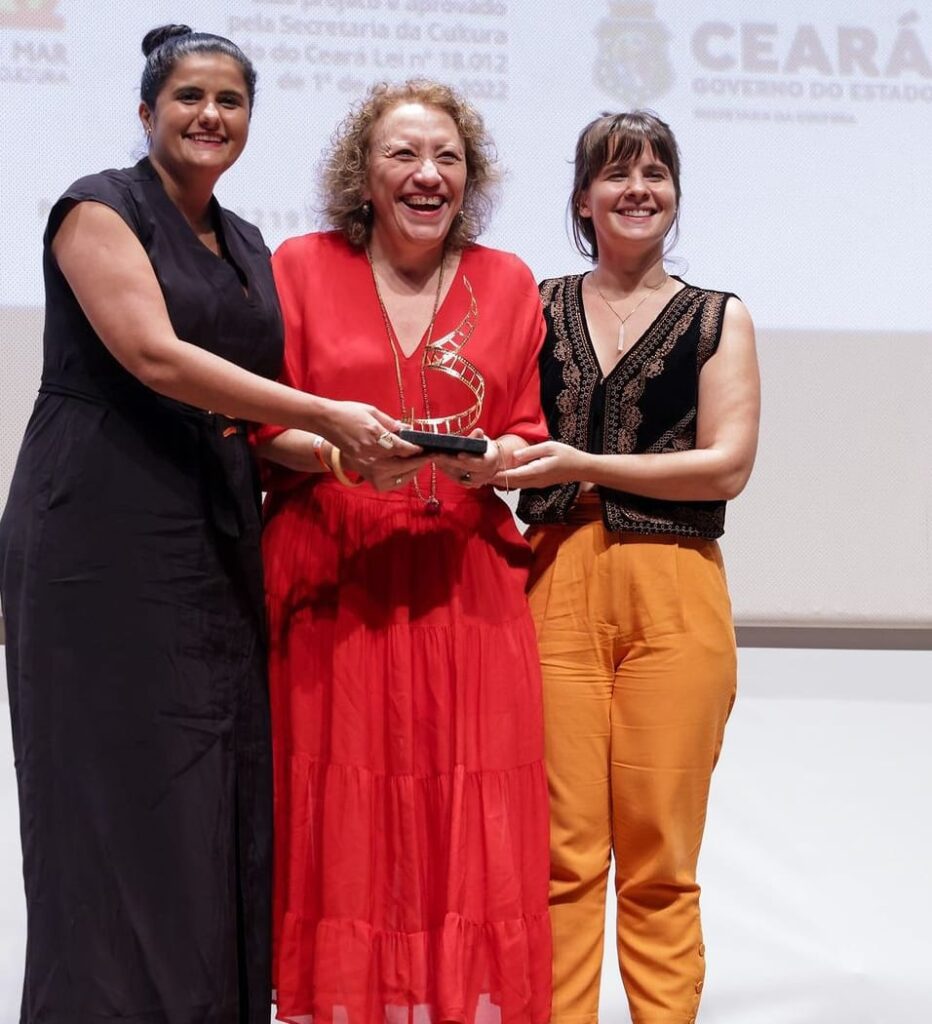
[262,478,552,1024]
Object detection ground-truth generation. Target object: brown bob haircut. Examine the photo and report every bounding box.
[570,110,682,261]
[320,79,499,250]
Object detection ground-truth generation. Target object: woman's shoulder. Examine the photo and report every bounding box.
[461,242,528,270]
[675,277,741,305]
[673,280,752,359]
[679,281,751,334]
[460,243,539,287]
[46,163,150,243]
[538,273,584,306]
[274,229,355,263]
[57,163,144,207]
[271,231,364,294]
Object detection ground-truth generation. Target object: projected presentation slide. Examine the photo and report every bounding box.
[1,0,929,330]
[1,1,930,627]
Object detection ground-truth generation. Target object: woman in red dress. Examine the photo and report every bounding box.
[254,81,552,1024]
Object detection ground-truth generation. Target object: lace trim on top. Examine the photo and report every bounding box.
[517,278,732,539]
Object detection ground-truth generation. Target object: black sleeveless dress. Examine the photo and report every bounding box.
[0,158,283,1024]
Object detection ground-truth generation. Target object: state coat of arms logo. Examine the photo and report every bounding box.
[594,1,674,106]
[0,0,64,29]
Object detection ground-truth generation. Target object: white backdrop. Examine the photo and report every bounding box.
[1,0,931,627]
[3,650,932,1023]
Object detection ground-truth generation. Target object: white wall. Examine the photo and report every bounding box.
[3,648,931,1023]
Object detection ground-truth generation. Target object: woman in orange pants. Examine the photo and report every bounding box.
[505,112,760,1024]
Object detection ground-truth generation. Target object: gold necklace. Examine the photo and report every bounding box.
[367,247,445,515]
[591,271,669,353]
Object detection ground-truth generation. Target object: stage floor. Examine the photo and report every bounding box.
[1,648,930,1023]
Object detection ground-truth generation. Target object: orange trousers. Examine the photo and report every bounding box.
[526,499,736,1024]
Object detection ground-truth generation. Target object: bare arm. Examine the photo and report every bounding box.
[256,428,430,491]
[253,430,328,474]
[502,298,761,500]
[52,201,401,459]
[432,431,530,489]
[258,426,529,490]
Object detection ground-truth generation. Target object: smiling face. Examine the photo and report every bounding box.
[140,53,250,182]
[579,142,677,258]
[364,102,467,254]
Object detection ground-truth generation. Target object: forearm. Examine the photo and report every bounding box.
[135,337,332,434]
[53,205,335,436]
[579,446,753,502]
[254,429,331,473]
[494,433,529,468]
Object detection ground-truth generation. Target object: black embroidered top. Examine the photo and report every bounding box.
[516,274,736,539]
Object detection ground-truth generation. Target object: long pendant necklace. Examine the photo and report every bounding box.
[367,247,446,515]
[592,271,668,353]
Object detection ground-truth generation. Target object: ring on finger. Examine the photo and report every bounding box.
[394,476,404,486]
[377,430,395,450]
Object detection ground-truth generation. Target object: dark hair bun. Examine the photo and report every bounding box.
[141,24,192,58]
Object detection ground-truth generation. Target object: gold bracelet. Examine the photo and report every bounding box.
[312,435,331,473]
[493,438,506,470]
[494,438,510,492]
[330,445,362,488]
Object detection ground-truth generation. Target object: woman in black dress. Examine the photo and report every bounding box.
[0,24,408,1024]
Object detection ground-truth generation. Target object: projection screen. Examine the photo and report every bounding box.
[1,0,930,630]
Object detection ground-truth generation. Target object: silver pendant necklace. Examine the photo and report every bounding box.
[592,272,669,353]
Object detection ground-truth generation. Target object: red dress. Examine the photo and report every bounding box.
[257,233,552,1024]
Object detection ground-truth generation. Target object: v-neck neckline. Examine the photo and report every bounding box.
[373,248,466,363]
[577,272,688,381]
[139,158,253,301]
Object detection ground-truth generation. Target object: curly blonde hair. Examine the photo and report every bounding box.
[320,80,499,250]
